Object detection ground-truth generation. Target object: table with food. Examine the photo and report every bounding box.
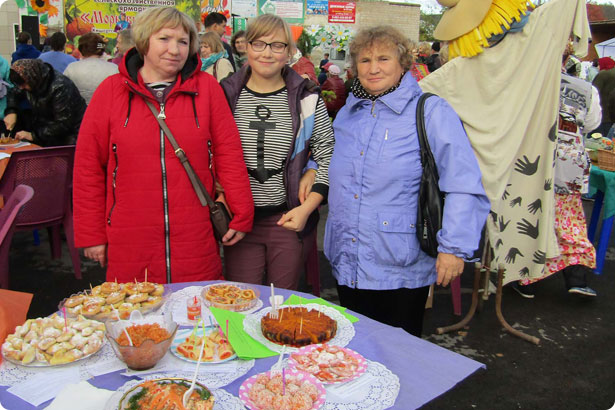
[0,281,485,410]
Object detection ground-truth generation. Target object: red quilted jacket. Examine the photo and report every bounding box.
[74,49,254,284]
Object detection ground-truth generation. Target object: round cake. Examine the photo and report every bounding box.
[261,306,337,347]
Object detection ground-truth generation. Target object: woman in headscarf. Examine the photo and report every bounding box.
[3,58,86,146]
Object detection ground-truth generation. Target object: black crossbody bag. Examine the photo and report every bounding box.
[144,99,231,241]
[415,92,445,257]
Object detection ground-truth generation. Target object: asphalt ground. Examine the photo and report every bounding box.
[6,202,615,410]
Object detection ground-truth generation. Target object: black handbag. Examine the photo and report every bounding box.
[144,99,232,242]
[415,92,444,257]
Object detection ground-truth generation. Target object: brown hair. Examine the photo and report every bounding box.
[78,33,107,57]
[348,26,412,77]
[199,32,224,55]
[245,14,294,58]
[132,7,199,57]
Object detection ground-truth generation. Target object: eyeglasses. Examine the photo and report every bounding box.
[249,40,288,54]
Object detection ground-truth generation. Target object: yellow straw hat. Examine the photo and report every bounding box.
[434,0,532,59]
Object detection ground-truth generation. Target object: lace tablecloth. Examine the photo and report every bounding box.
[243,304,356,353]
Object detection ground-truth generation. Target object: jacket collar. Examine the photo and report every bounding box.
[223,63,315,100]
[119,47,201,94]
[346,71,422,114]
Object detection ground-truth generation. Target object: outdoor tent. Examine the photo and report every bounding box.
[595,37,615,58]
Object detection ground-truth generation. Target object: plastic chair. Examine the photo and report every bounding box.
[0,185,35,288]
[0,146,81,281]
[305,228,320,297]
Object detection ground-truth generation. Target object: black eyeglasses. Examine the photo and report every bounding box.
[249,40,288,53]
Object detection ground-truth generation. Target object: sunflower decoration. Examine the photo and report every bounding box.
[30,0,58,16]
[39,24,48,37]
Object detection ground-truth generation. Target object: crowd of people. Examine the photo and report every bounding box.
[0,0,607,337]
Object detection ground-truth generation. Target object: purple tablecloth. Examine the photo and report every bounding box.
[0,281,485,409]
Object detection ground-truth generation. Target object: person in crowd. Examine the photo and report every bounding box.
[12,32,41,64]
[512,51,602,299]
[344,62,354,95]
[325,26,489,337]
[318,61,329,85]
[114,11,131,32]
[425,41,441,73]
[220,14,334,290]
[73,7,253,284]
[321,63,346,119]
[64,33,119,104]
[408,40,429,81]
[439,43,449,66]
[0,56,11,136]
[416,42,431,65]
[199,32,234,82]
[111,29,135,65]
[290,32,317,84]
[598,56,614,72]
[592,62,615,136]
[203,12,236,71]
[231,30,248,69]
[319,52,329,71]
[3,59,85,146]
[38,32,76,73]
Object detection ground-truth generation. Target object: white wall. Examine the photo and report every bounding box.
[0,0,19,62]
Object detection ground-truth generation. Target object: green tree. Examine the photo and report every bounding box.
[419,12,442,41]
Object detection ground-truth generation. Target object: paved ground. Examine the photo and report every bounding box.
[5,202,615,409]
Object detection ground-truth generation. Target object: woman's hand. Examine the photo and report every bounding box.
[84,244,107,267]
[15,131,33,141]
[222,228,245,246]
[3,113,17,131]
[277,204,311,232]
[298,169,316,204]
[215,181,224,194]
[435,253,464,287]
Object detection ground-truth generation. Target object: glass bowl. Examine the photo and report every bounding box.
[201,282,260,312]
[105,314,178,370]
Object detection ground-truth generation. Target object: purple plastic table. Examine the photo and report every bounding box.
[0,281,485,409]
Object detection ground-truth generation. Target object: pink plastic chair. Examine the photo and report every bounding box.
[0,146,81,282]
[0,185,35,288]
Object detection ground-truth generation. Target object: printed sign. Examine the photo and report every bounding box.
[257,0,303,23]
[306,0,327,15]
[328,1,355,24]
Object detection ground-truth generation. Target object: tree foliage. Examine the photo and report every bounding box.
[419,12,442,41]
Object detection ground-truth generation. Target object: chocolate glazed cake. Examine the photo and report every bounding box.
[261,306,337,347]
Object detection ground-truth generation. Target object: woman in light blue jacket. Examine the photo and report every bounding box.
[325,26,490,336]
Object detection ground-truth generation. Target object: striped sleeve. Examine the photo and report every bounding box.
[309,97,335,196]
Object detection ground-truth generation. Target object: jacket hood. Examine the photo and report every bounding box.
[346,71,422,114]
[221,63,318,99]
[119,47,202,90]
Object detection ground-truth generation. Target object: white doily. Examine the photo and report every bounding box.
[243,304,355,353]
[0,341,118,387]
[103,377,246,410]
[163,286,264,326]
[324,360,400,410]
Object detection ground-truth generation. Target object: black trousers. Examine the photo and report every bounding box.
[562,264,592,289]
[336,284,430,337]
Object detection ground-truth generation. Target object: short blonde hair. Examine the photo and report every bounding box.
[348,26,412,77]
[200,32,224,54]
[245,14,294,58]
[132,7,199,57]
[418,41,431,55]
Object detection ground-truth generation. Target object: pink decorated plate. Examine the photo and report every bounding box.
[239,369,326,410]
[287,343,367,384]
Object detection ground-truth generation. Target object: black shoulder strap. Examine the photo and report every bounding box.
[415,92,439,179]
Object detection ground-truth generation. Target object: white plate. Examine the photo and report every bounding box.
[170,327,237,364]
[243,303,355,353]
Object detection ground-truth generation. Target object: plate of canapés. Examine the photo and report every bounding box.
[59,280,165,321]
[1,314,105,366]
[200,282,260,312]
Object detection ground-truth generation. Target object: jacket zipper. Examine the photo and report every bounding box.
[107,144,118,225]
[158,102,172,283]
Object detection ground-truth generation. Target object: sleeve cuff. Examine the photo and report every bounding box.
[311,183,328,200]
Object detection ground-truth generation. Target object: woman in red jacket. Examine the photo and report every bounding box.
[73,7,254,284]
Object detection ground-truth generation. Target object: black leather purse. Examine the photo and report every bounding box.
[415,93,444,257]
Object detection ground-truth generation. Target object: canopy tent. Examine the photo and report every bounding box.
[596,37,615,58]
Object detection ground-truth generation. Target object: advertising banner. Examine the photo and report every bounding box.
[328,1,355,24]
[232,0,256,17]
[306,0,327,15]
[257,0,303,23]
